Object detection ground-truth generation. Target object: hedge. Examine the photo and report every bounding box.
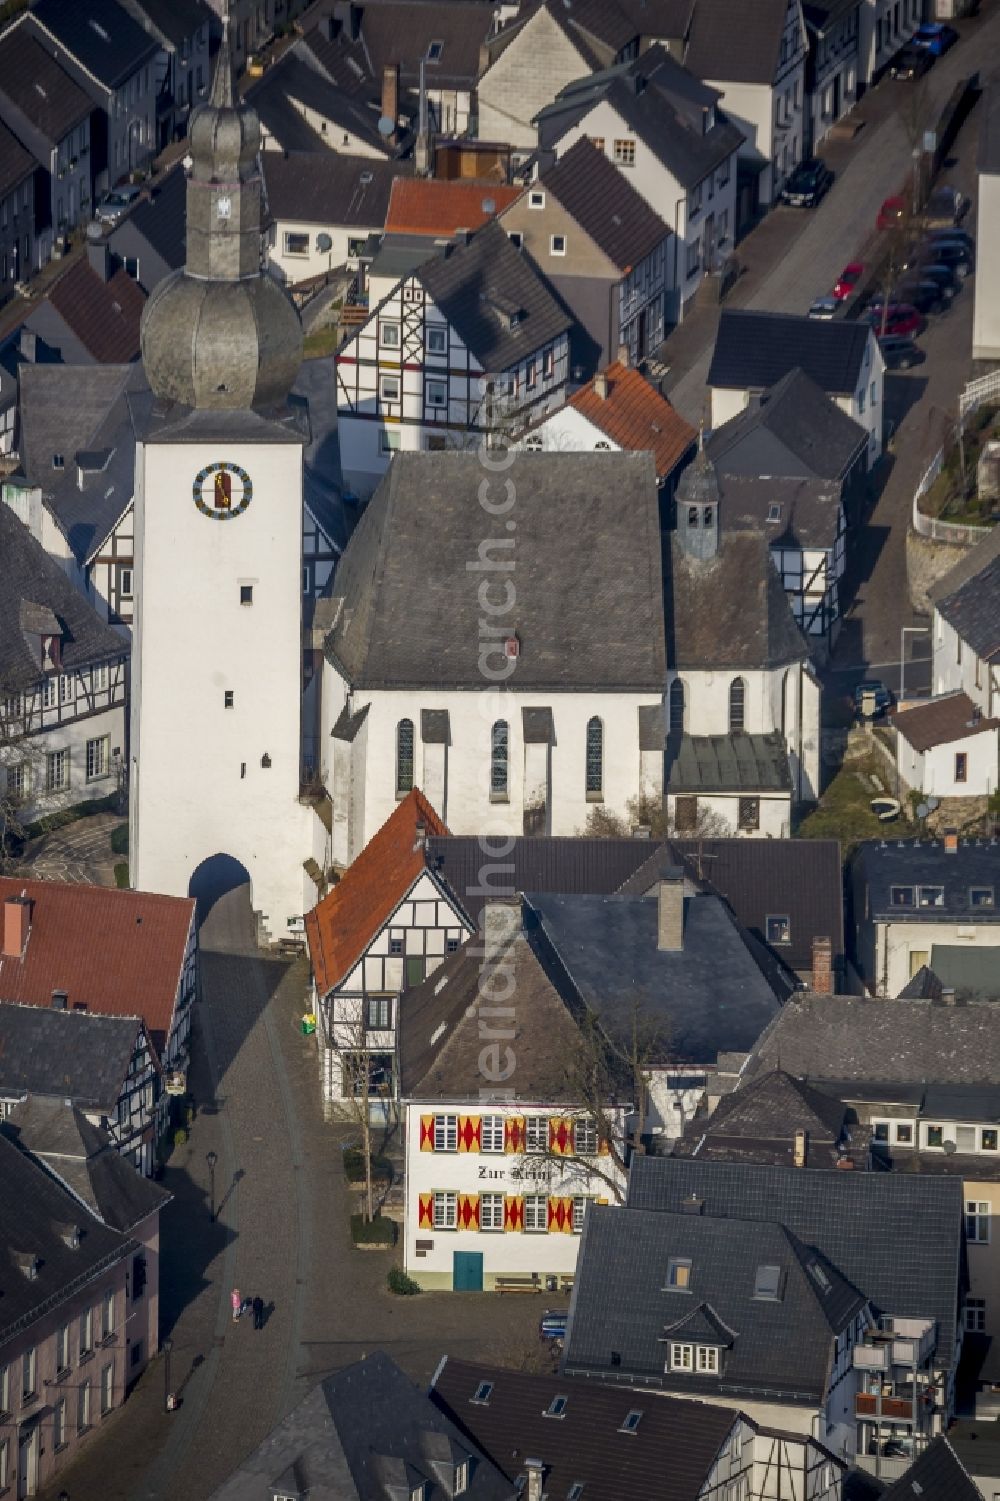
[350,1214,396,1247]
[388,1266,422,1296]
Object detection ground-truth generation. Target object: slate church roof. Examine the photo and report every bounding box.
[668,526,808,669]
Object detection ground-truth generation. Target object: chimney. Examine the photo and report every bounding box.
[944,829,959,854]
[413,819,427,851]
[680,1192,705,1215]
[593,372,608,400]
[525,1461,544,1501]
[941,987,957,1006]
[811,935,833,995]
[18,328,37,362]
[51,989,68,1010]
[835,1155,855,1170]
[617,343,629,368]
[657,867,684,952]
[381,64,399,139]
[793,1129,808,1168]
[86,240,110,282]
[2,894,31,958]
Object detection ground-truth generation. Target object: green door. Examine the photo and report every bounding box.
[453,1251,483,1291]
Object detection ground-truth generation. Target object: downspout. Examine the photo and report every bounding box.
[673,193,684,325]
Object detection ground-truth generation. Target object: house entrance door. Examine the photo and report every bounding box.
[453,1251,484,1291]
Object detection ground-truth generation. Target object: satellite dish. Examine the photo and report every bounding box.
[927,795,940,811]
[86,220,103,242]
[316,233,333,252]
[377,115,395,137]
[916,803,929,820]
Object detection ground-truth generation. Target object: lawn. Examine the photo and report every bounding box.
[302,323,341,359]
[797,754,902,858]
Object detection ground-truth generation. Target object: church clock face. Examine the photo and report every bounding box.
[193,461,252,520]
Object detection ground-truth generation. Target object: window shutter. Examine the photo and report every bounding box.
[598,1134,611,1157]
[418,1193,435,1228]
[458,1193,480,1230]
[458,1115,482,1152]
[504,1195,524,1231]
[548,1196,574,1232]
[504,1117,526,1154]
[420,1115,436,1151]
[549,1117,572,1155]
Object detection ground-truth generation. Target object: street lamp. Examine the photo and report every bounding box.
[206,1150,218,1222]
[162,1337,173,1412]
[900,625,931,702]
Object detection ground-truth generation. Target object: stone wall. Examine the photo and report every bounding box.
[905,526,971,613]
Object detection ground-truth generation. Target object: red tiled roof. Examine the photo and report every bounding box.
[45,259,145,363]
[0,878,195,1055]
[892,691,1000,752]
[567,362,696,479]
[305,789,447,996]
[385,179,522,237]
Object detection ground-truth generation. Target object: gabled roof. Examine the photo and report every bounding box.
[430,1358,740,1501]
[0,119,36,201]
[853,837,1000,923]
[948,1419,1000,1482]
[414,220,574,372]
[893,691,1000,752]
[928,524,1000,663]
[5,1096,170,1233]
[324,451,665,692]
[668,527,809,669]
[0,27,92,147]
[0,504,127,688]
[42,257,146,363]
[616,0,695,41]
[880,1436,983,1501]
[263,152,412,230]
[25,0,159,91]
[121,0,206,51]
[546,0,641,57]
[665,731,792,793]
[304,790,450,998]
[674,1068,863,1169]
[357,1,497,87]
[684,0,797,85]
[709,309,873,396]
[386,179,521,238]
[566,362,695,479]
[0,1002,148,1113]
[536,138,672,270]
[707,367,868,483]
[0,877,194,1056]
[723,473,844,550]
[207,1350,514,1501]
[246,58,335,155]
[564,1203,865,1402]
[626,1154,965,1367]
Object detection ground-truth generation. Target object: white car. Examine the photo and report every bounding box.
[94,185,142,226]
[808,296,838,320]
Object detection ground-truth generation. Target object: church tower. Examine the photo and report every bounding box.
[130,16,317,935]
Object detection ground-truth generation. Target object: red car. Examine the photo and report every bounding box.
[832,261,864,301]
[864,302,925,338]
[877,195,907,231]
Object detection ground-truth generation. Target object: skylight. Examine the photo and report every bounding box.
[753,1264,782,1300]
[666,1256,692,1290]
[568,1485,585,1501]
[809,1262,831,1293]
[545,1395,568,1418]
[471,1381,493,1404]
[619,1409,643,1433]
[427,40,444,61]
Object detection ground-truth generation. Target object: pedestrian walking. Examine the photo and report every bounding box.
[231,1287,242,1322]
[252,1295,264,1330]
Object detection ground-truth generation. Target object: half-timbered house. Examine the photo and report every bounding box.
[304,790,475,1112]
[0,1004,164,1174]
[336,220,574,498]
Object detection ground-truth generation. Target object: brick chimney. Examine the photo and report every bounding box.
[525,1461,544,1501]
[811,935,833,994]
[2,894,31,958]
[381,64,399,140]
[657,868,684,952]
[944,829,959,854]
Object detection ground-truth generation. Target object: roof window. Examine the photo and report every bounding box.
[567,1486,585,1501]
[890,885,914,906]
[471,1381,493,1404]
[545,1395,568,1418]
[767,502,782,522]
[89,18,110,40]
[809,1261,831,1293]
[666,1256,692,1290]
[753,1264,783,1301]
[426,40,444,60]
[619,1409,643,1433]
[970,886,995,907]
[917,885,944,908]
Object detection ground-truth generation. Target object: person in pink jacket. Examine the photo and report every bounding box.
[231,1287,242,1322]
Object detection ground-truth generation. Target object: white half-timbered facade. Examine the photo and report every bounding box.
[336,221,573,497]
[87,503,135,629]
[771,511,847,643]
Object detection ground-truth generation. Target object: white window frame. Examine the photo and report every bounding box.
[433,1191,457,1229]
[480,1192,504,1231]
[380,374,400,401]
[525,1116,547,1153]
[528,190,545,209]
[669,1343,693,1370]
[380,322,400,347]
[0,1363,8,1414]
[100,1361,113,1414]
[696,1345,719,1373]
[86,734,110,782]
[967,1297,987,1332]
[572,1197,588,1233]
[574,1118,597,1155]
[613,138,635,166]
[967,1200,991,1244]
[46,748,69,792]
[434,1114,458,1152]
[426,326,447,354]
[59,672,74,704]
[102,1288,115,1338]
[379,429,400,454]
[426,378,447,408]
[524,1194,548,1233]
[282,230,309,257]
[42,677,57,709]
[481,1115,504,1153]
[550,234,567,256]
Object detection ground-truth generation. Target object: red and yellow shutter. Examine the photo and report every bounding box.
[458,1115,482,1153]
[419,1116,435,1152]
[549,1117,573,1156]
[598,1133,611,1156]
[504,1195,524,1231]
[504,1117,526,1154]
[547,1196,574,1233]
[458,1193,480,1230]
[418,1193,435,1228]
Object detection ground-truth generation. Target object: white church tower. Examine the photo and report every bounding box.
[129,18,321,936]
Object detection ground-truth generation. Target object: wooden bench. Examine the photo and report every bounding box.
[494,1275,542,1294]
[558,1275,575,1293]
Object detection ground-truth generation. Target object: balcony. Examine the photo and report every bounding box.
[854,1342,891,1372]
[855,1393,916,1421]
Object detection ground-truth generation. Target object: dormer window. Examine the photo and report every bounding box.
[454,1461,469,1495]
[668,1341,720,1372]
[767,502,782,523]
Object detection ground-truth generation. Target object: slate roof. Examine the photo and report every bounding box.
[430,1358,740,1501]
[565,362,695,480]
[535,47,744,191]
[0,877,194,1056]
[684,0,795,85]
[563,1203,865,1403]
[546,0,641,57]
[4,1096,170,1233]
[929,945,1000,1000]
[624,1154,965,1366]
[722,474,843,550]
[43,257,145,363]
[948,1418,1000,1481]
[668,527,809,669]
[111,162,187,282]
[125,0,205,50]
[0,1002,146,1112]
[709,310,873,397]
[673,1069,870,1169]
[0,504,127,689]
[246,59,334,155]
[324,451,666,691]
[616,0,696,40]
[207,1350,514,1501]
[928,524,1000,663]
[27,0,160,90]
[742,991,1000,1087]
[802,0,864,35]
[385,179,521,238]
[413,220,574,372]
[880,1436,982,1501]
[0,118,35,201]
[665,731,792,793]
[0,27,92,146]
[893,691,1000,752]
[304,790,452,998]
[853,837,1000,923]
[0,1125,133,1342]
[358,2,496,87]
[536,137,672,270]
[707,367,868,484]
[263,152,411,229]
[525,889,788,1064]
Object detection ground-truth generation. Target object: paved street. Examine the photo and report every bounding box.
[15,810,124,886]
[40,888,548,1501]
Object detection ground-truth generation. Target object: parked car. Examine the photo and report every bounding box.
[780,158,834,207]
[911,262,959,301]
[864,302,924,338]
[94,185,141,226]
[912,22,958,54]
[924,184,967,227]
[926,227,975,256]
[540,1310,568,1344]
[832,261,865,300]
[890,44,933,79]
[854,680,894,718]
[895,277,946,315]
[878,334,925,370]
[808,296,839,320]
[922,238,974,277]
[877,195,907,231]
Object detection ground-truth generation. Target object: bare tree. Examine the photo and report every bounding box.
[581,793,733,840]
[331,999,396,1223]
[0,679,49,874]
